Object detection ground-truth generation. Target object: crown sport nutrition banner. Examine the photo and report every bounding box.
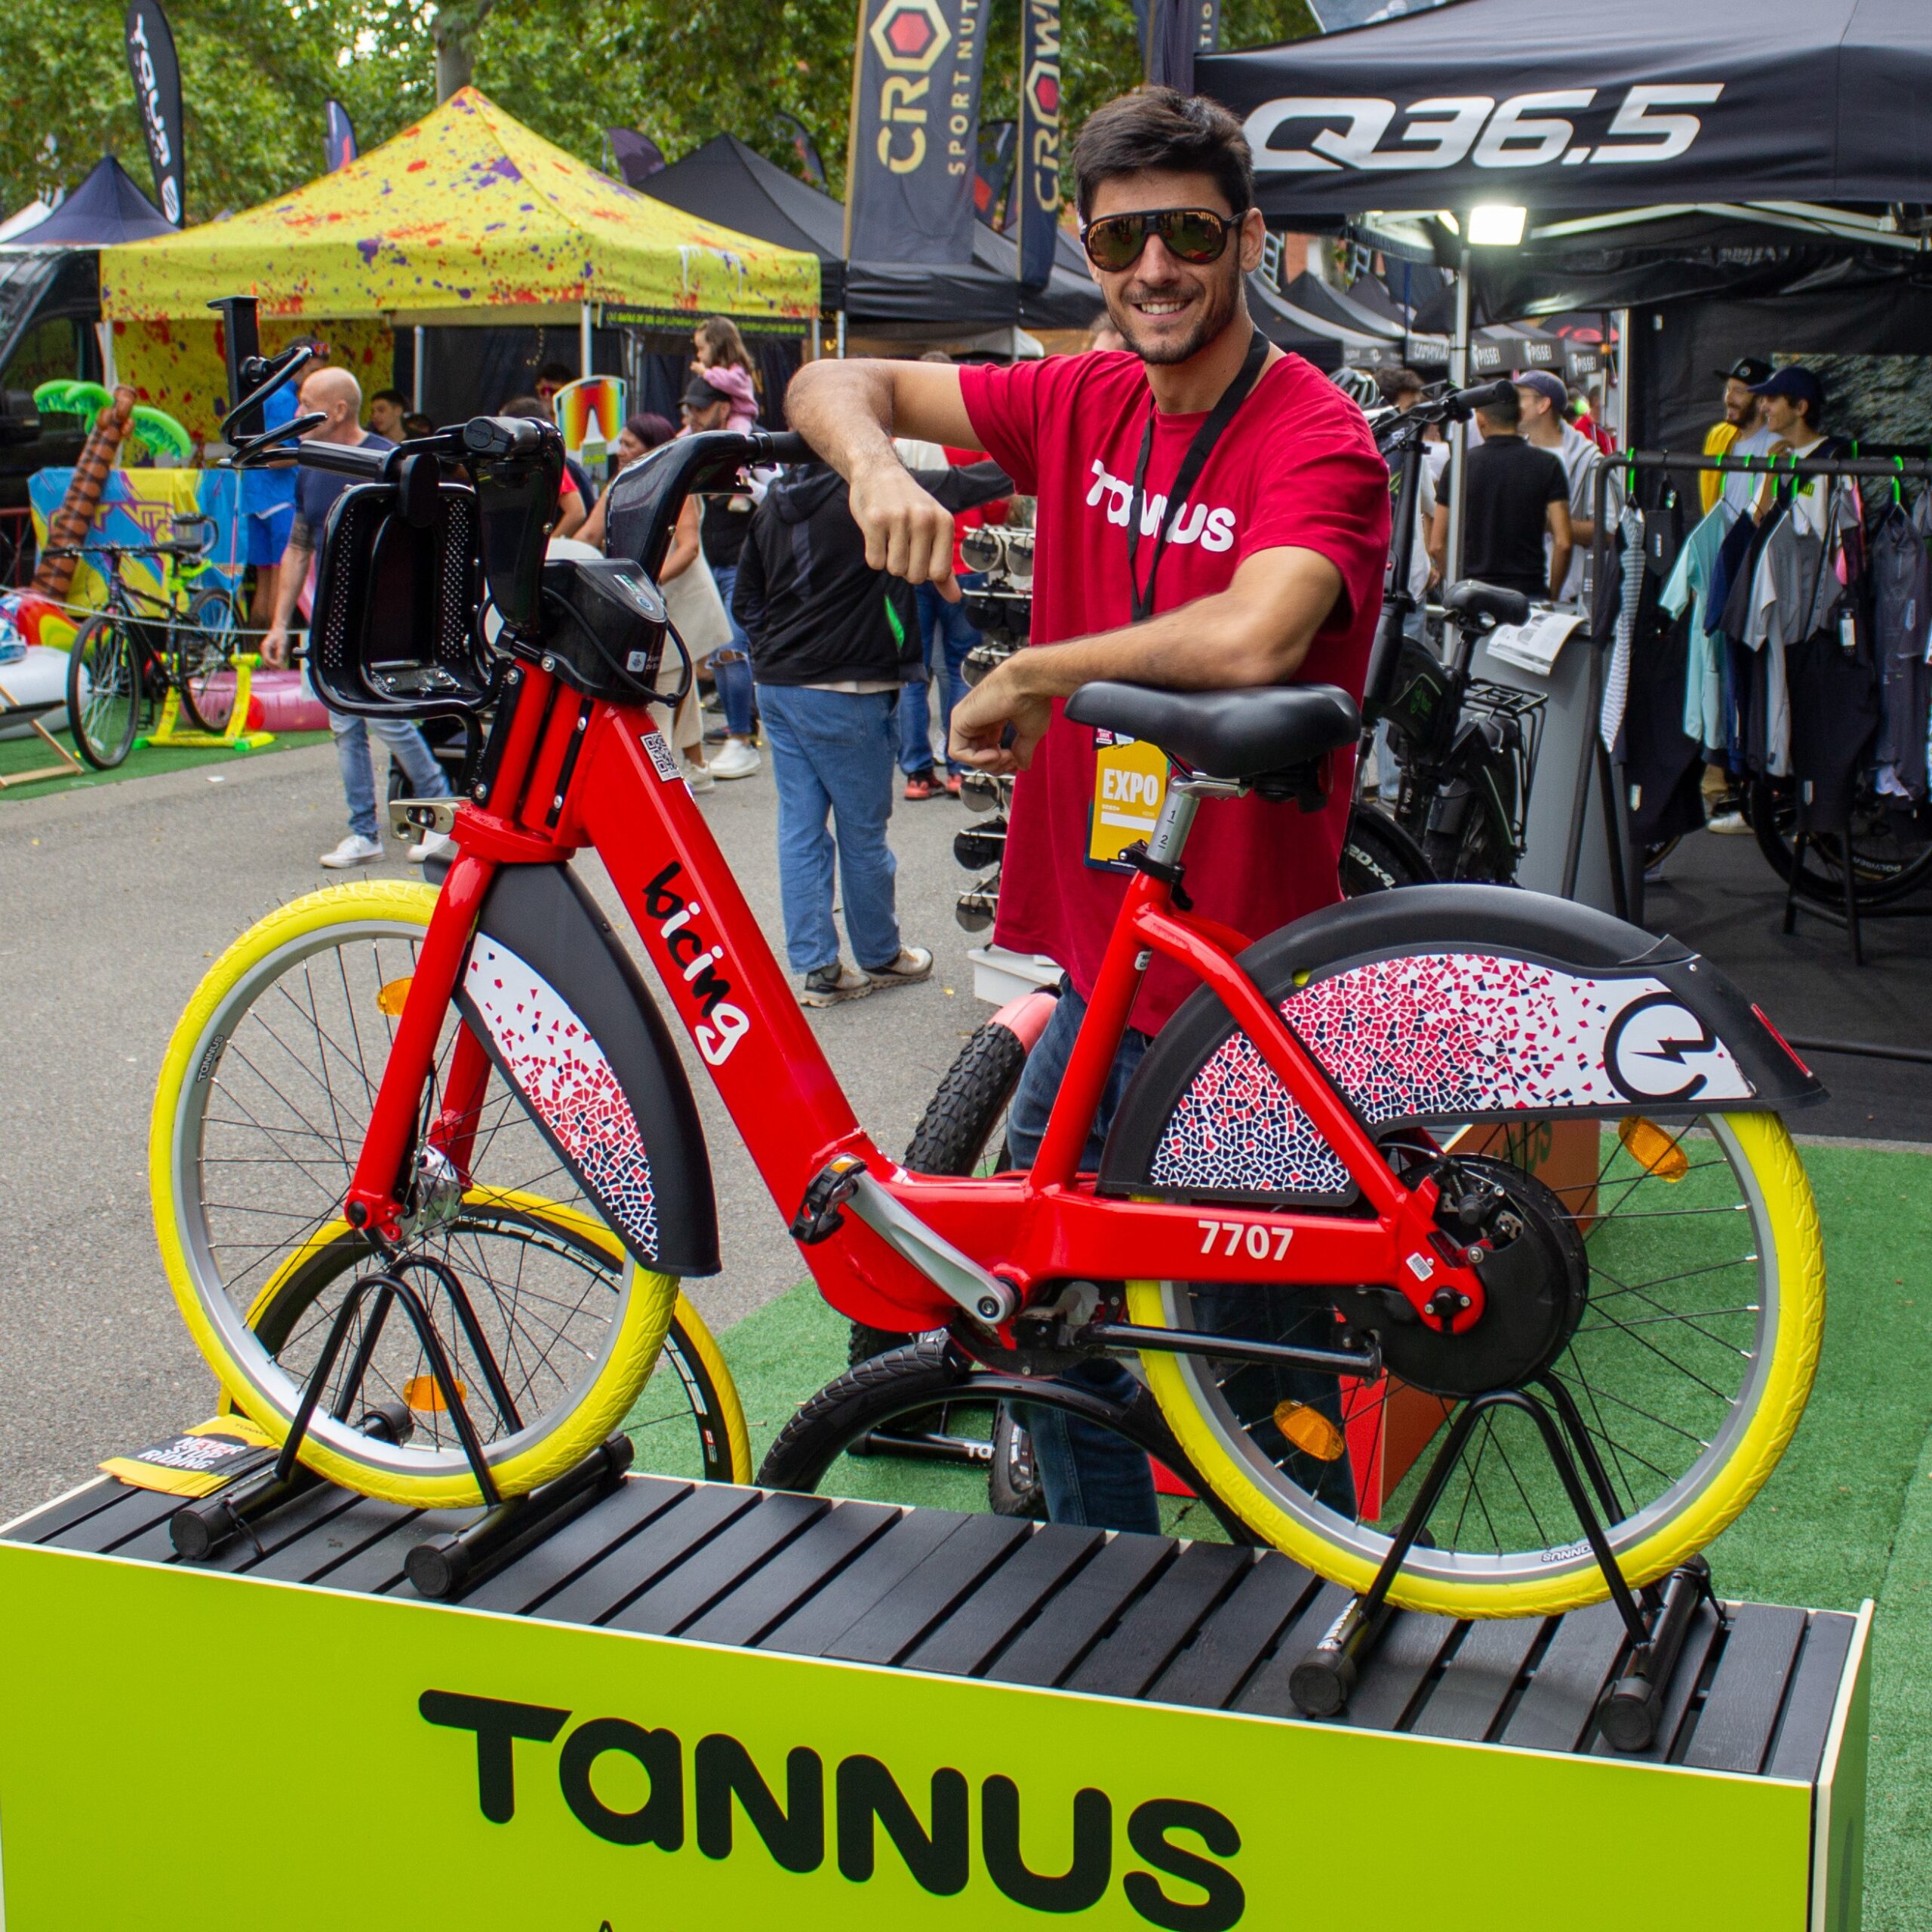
[123,0,185,226]
[1011,0,1062,289]
[845,0,989,265]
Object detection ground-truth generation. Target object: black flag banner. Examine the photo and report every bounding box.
[124,0,185,226]
[844,0,989,265]
[1012,0,1061,289]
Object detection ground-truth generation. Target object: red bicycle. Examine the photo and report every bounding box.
[152,342,1826,1627]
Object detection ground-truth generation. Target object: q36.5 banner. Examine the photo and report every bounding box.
[844,0,989,265]
[1011,0,1060,290]
[124,0,185,226]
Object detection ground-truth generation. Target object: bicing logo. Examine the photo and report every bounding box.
[642,860,751,1068]
[422,1687,1246,1927]
[1245,85,1724,176]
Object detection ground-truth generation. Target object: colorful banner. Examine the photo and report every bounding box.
[774,112,827,188]
[606,126,666,188]
[1013,0,1061,290]
[325,100,358,172]
[844,0,989,266]
[552,375,628,481]
[27,466,244,612]
[124,0,185,225]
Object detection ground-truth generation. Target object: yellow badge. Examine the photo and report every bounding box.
[1086,731,1170,869]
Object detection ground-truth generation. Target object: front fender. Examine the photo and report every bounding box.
[1098,885,1823,1207]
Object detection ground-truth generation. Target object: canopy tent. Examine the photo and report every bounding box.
[0,202,58,246]
[642,133,1101,334]
[98,89,818,328]
[2,159,172,250]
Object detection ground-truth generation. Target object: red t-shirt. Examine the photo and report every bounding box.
[959,347,1389,1032]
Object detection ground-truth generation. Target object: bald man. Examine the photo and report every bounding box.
[263,366,453,868]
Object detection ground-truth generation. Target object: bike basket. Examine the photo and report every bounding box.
[309,480,494,718]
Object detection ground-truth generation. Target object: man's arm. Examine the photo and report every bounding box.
[786,359,980,592]
[1426,503,1447,585]
[1545,498,1574,604]
[260,526,312,668]
[948,546,1345,774]
[731,521,768,643]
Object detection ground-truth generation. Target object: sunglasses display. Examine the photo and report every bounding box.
[1081,207,1239,272]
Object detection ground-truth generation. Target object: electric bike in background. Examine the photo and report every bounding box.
[152,316,1826,1662]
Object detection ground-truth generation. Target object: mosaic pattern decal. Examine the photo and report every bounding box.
[1150,954,1753,1198]
[102,87,818,326]
[464,938,659,1255]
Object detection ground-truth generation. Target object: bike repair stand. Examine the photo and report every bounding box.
[143,649,276,752]
[1287,1374,1721,1752]
[166,1260,631,1600]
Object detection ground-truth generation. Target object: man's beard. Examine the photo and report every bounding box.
[1107,258,1242,367]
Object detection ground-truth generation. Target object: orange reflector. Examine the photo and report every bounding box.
[403,1374,467,1413]
[1273,1400,1346,1462]
[1618,1115,1689,1182]
[377,977,413,1017]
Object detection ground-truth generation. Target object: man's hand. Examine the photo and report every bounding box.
[849,458,959,598]
[261,623,291,669]
[949,655,1051,774]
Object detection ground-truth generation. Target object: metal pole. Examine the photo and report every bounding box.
[412,326,426,412]
[1610,306,1630,446]
[835,309,848,359]
[1444,251,1471,584]
[580,302,594,376]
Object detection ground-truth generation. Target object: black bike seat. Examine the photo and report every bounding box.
[1441,579,1531,628]
[1064,681,1361,782]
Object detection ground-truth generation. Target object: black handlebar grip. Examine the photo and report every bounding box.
[749,429,811,464]
[297,441,391,477]
[1445,377,1519,419]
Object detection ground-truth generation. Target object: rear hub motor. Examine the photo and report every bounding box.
[1378,1155,1589,1400]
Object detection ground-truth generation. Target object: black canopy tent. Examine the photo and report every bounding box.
[0,158,173,248]
[643,134,1103,335]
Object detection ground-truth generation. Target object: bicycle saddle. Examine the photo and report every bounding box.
[1441,579,1531,629]
[1065,681,1360,782]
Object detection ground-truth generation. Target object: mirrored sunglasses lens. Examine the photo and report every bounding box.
[1086,217,1146,270]
[1158,212,1227,263]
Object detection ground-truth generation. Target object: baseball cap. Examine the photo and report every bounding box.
[1512,370,1569,412]
[1748,365,1825,409]
[681,372,731,411]
[1718,357,1774,386]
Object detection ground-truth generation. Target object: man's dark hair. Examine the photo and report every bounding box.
[500,393,546,419]
[537,361,573,386]
[1376,367,1424,404]
[1476,389,1521,431]
[1072,88,1254,221]
[370,387,407,409]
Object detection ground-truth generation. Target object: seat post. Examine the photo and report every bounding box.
[1147,773,1241,866]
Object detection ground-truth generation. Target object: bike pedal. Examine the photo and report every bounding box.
[789,1154,868,1244]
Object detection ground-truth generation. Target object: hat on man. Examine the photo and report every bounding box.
[681,371,731,411]
[1748,365,1825,410]
[1512,369,1569,414]
[1718,357,1774,386]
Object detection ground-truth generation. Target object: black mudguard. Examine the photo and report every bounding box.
[1098,884,1824,1208]
[456,863,718,1275]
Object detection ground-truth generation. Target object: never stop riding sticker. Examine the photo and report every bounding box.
[1087,730,1169,870]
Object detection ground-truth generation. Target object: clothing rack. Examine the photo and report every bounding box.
[1582,448,1932,1069]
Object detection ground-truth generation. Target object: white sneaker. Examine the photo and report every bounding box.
[408,829,457,865]
[865,946,934,989]
[681,759,715,794]
[709,739,761,780]
[1706,811,1751,835]
[320,833,384,869]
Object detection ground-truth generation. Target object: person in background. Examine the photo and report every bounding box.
[500,394,588,539]
[1704,358,1776,515]
[241,376,298,628]
[1516,369,1603,605]
[260,367,453,869]
[694,315,758,388]
[679,371,761,774]
[1439,386,1571,605]
[1084,312,1128,354]
[734,451,1008,1004]
[1374,365,1425,414]
[891,350,1011,799]
[401,411,435,441]
[534,361,573,407]
[1747,366,1847,530]
[367,388,409,440]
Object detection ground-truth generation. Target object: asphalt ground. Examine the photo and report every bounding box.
[0,738,986,1523]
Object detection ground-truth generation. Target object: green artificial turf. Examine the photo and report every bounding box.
[624,1139,1932,1927]
[0,722,328,798]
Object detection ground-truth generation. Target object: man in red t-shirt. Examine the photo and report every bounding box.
[788,88,1389,1530]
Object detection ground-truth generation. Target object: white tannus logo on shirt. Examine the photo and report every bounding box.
[1085,460,1238,552]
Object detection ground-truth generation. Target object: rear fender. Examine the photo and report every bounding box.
[457,863,718,1274]
[1098,884,1824,1208]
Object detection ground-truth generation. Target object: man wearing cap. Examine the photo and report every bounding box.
[1747,367,1845,534]
[1703,358,1776,515]
[1516,368,1602,605]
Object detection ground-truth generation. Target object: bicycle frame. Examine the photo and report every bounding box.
[343,665,1486,1342]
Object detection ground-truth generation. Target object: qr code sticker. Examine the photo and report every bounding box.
[641,731,681,783]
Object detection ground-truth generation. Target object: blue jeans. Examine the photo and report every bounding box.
[898,574,983,776]
[709,564,756,740]
[329,709,446,841]
[1005,987,1357,1535]
[757,683,903,974]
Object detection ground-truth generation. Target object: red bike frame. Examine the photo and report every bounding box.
[345,665,1484,1338]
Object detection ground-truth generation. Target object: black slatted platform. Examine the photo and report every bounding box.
[2,1470,1854,1776]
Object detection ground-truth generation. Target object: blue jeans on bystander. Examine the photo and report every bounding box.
[757,682,904,975]
[897,572,983,777]
[329,709,446,842]
[709,562,757,741]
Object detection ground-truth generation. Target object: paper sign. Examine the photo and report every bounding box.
[1484,608,1584,678]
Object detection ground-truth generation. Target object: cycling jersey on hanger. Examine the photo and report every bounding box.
[1659,498,1740,754]
[1869,498,1931,798]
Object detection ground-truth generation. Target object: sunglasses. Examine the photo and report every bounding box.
[1081,206,1241,273]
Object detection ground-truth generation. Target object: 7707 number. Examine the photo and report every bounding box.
[1198,1218,1295,1260]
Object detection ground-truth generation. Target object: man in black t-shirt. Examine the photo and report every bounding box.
[1451,387,1571,603]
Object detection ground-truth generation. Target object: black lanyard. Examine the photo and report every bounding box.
[1126,327,1271,622]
